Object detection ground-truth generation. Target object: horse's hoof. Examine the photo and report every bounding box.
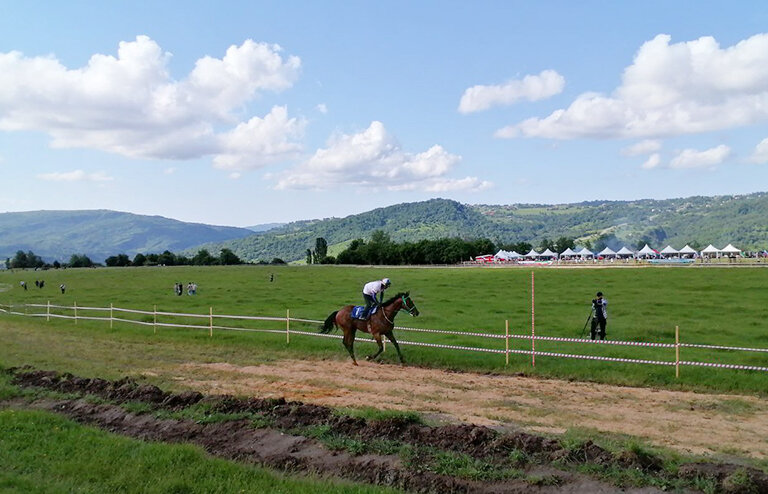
[365,355,372,361]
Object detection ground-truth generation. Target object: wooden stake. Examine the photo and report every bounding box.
[675,325,680,378]
[110,303,114,329]
[505,319,509,366]
[74,301,78,324]
[286,309,290,344]
[209,307,213,337]
[153,305,157,334]
[47,300,50,322]
[531,271,535,367]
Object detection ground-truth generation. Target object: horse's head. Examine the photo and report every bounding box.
[400,291,419,317]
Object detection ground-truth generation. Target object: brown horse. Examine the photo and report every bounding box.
[320,292,419,365]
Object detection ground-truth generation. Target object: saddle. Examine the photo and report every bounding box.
[351,305,379,320]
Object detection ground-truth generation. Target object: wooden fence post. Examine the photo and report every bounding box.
[74,301,78,324]
[110,303,114,329]
[209,307,213,337]
[47,300,50,322]
[286,309,290,344]
[531,271,535,368]
[153,305,157,334]
[505,320,509,366]
[675,325,680,378]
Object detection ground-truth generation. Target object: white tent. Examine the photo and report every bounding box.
[637,244,658,257]
[577,247,594,258]
[660,245,679,257]
[525,249,540,258]
[507,251,522,259]
[539,248,557,258]
[598,247,617,257]
[721,244,741,255]
[679,245,697,257]
[616,246,635,258]
[701,244,720,257]
[560,247,577,257]
[494,250,509,260]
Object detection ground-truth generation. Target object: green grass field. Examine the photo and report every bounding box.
[1,264,766,394]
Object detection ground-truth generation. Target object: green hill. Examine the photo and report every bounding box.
[0,210,254,263]
[196,193,768,262]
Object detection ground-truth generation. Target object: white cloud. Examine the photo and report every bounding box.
[458,70,565,114]
[37,169,114,182]
[623,139,661,156]
[497,33,768,139]
[163,167,177,175]
[275,121,490,191]
[212,106,306,171]
[316,103,328,114]
[749,137,768,164]
[669,145,731,169]
[0,36,302,169]
[641,153,661,169]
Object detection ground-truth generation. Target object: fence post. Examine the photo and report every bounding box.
[153,305,157,334]
[505,319,509,366]
[209,307,213,337]
[531,271,535,368]
[675,325,680,378]
[47,300,50,322]
[286,309,290,344]
[110,303,114,329]
[74,301,78,324]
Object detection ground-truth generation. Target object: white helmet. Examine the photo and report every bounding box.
[382,278,391,287]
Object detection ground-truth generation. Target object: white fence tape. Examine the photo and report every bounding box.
[2,302,767,374]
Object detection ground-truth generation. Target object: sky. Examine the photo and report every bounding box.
[1,1,767,227]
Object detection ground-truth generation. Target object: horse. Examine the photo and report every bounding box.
[320,292,419,365]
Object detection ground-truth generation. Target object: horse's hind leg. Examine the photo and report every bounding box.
[343,328,358,365]
[384,331,405,365]
[366,332,384,361]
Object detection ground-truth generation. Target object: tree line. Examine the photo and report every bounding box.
[305,231,577,265]
[4,248,286,269]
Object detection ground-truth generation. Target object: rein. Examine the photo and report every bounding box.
[381,295,416,325]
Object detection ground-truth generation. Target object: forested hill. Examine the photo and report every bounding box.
[195,193,768,262]
[0,210,254,263]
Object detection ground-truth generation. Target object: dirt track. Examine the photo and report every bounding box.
[170,359,768,459]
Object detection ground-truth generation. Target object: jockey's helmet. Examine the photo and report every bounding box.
[382,278,391,287]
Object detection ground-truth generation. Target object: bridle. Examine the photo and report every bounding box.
[381,294,418,325]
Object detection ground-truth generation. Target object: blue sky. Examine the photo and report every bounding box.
[1,1,767,227]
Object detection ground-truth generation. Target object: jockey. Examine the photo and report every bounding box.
[361,278,391,319]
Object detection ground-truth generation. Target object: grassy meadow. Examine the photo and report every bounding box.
[1,264,767,394]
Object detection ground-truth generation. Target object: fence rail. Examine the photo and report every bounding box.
[1,301,766,375]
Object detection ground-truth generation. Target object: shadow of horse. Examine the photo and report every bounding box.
[320,292,419,365]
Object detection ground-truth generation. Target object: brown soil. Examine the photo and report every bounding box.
[173,359,768,459]
[7,367,768,494]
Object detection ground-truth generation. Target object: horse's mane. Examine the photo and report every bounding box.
[382,291,409,306]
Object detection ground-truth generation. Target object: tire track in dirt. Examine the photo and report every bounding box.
[173,359,768,459]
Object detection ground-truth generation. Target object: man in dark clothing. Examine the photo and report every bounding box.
[590,291,608,340]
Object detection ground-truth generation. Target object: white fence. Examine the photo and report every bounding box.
[1,301,767,376]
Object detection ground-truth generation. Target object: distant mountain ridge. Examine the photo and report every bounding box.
[196,192,768,262]
[2,193,767,264]
[0,210,254,262]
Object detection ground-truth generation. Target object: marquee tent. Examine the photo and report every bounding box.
[679,245,697,257]
[637,244,658,258]
[576,247,594,258]
[559,247,577,257]
[616,246,635,258]
[598,247,617,257]
[494,250,509,260]
[525,249,540,258]
[721,244,741,255]
[701,244,720,257]
[660,245,679,257]
[539,248,557,259]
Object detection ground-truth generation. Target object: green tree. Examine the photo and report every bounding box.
[305,248,313,265]
[219,248,242,265]
[68,254,93,268]
[105,254,131,267]
[192,249,216,266]
[314,238,328,263]
[132,253,147,266]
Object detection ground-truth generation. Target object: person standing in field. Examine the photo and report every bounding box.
[590,291,608,340]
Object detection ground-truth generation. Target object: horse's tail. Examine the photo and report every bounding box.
[320,311,339,334]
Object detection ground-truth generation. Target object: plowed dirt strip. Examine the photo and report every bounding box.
[174,360,768,458]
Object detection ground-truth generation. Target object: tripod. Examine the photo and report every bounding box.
[579,309,594,338]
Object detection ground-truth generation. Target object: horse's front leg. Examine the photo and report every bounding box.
[343,328,358,365]
[384,331,405,365]
[366,332,384,361]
